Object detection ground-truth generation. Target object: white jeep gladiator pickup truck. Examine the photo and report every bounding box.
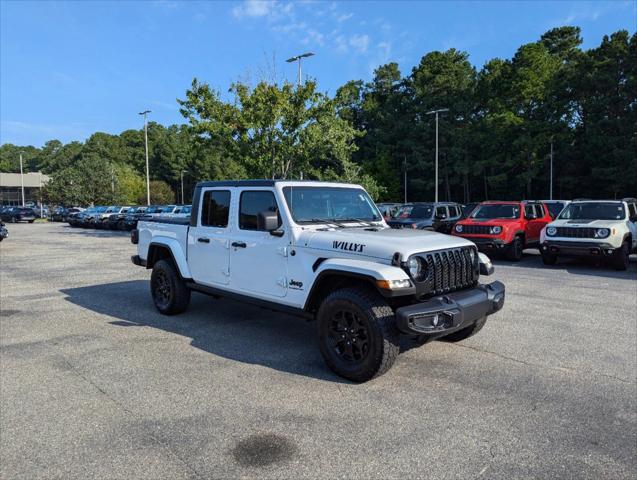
[131,180,505,381]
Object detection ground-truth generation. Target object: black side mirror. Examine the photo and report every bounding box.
[257,210,280,232]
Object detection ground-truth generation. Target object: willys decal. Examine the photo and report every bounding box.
[332,241,365,253]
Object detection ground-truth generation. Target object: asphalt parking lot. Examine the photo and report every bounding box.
[1,222,636,479]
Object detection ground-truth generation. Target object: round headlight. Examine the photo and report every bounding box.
[490,226,502,234]
[595,228,610,238]
[546,226,557,236]
[407,257,422,279]
[455,224,463,233]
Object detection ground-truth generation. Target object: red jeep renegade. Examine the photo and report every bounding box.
[451,201,552,261]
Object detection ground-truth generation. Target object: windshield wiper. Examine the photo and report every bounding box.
[337,218,379,227]
[308,218,347,228]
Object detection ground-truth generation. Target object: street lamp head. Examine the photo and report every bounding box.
[138,110,151,116]
[286,52,315,62]
[425,108,449,115]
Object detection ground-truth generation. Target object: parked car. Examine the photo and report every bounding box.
[159,204,192,219]
[376,202,401,221]
[539,200,571,219]
[387,202,463,234]
[122,206,152,231]
[131,179,504,382]
[540,198,637,270]
[68,207,97,227]
[0,207,37,223]
[99,206,133,229]
[0,221,8,241]
[452,201,553,261]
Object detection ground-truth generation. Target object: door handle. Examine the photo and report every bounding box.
[231,241,247,248]
[197,237,210,243]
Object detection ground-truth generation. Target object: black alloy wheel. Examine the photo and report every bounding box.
[327,308,370,363]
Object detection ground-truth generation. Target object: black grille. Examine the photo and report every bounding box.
[555,227,595,238]
[415,247,478,296]
[460,225,491,235]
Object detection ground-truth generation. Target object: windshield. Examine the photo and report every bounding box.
[558,202,625,220]
[283,186,381,224]
[546,202,566,218]
[471,204,520,220]
[145,206,160,214]
[396,205,434,219]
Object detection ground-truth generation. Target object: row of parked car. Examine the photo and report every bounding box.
[376,198,637,270]
[62,204,192,230]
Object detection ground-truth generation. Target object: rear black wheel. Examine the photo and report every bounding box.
[317,287,399,382]
[612,242,630,271]
[150,259,191,315]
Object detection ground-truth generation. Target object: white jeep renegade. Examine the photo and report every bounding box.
[131,180,505,382]
[540,198,637,270]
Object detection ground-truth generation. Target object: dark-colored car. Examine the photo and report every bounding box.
[387,202,463,234]
[123,206,157,231]
[0,207,37,223]
[376,202,402,221]
[107,206,142,230]
[0,221,7,241]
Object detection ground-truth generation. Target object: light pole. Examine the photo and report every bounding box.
[286,52,315,86]
[549,139,554,200]
[180,170,186,204]
[425,108,449,202]
[139,110,151,205]
[19,152,25,206]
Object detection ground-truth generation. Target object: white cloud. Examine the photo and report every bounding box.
[349,34,370,54]
[232,0,276,19]
[336,12,353,22]
[302,28,325,47]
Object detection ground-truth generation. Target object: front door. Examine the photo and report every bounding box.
[188,189,232,286]
[525,204,547,245]
[230,190,288,298]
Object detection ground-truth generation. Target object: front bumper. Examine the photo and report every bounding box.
[541,240,616,257]
[462,236,508,251]
[395,281,505,336]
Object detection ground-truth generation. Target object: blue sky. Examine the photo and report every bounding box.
[1,0,635,147]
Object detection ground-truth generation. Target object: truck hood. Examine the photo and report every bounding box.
[298,226,474,260]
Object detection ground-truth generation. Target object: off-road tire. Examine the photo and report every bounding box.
[317,287,400,382]
[28,220,35,223]
[505,236,523,261]
[541,252,557,265]
[117,219,126,231]
[612,241,630,271]
[150,259,191,315]
[442,316,487,342]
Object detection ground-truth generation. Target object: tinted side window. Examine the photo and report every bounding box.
[524,205,536,218]
[435,206,448,218]
[535,204,545,217]
[201,190,231,227]
[450,206,460,218]
[240,191,280,230]
[628,203,637,218]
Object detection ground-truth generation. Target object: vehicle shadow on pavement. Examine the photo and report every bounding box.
[492,250,637,281]
[60,280,350,383]
[57,225,131,238]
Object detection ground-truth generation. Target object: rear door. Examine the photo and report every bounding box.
[188,189,232,286]
[229,189,288,298]
[525,204,547,244]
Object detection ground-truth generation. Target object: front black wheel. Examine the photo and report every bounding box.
[150,259,191,315]
[505,236,523,261]
[317,287,400,382]
[541,252,557,265]
[612,242,630,271]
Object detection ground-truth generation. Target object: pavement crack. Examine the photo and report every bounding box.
[452,343,635,385]
[47,344,205,480]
